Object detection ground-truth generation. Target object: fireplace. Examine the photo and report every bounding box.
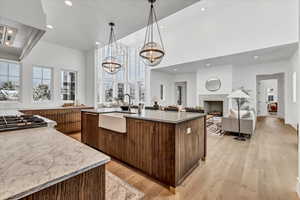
[199,94,229,116]
[204,101,223,116]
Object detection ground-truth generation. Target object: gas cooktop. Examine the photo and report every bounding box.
[0,115,47,132]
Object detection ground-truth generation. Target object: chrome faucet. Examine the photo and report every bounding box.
[124,93,131,112]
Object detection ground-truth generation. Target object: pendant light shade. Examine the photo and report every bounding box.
[102,22,122,74]
[139,0,165,67]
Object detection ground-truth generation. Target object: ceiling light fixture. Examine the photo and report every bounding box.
[7,29,13,34]
[206,63,211,67]
[254,55,259,60]
[64,0,73,7]
[201,7,206,11]
[46,25,54,29]
[95,41,100,45]
[102,22,123,74]
[139,0,165,67]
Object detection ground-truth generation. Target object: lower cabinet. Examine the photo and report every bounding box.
[81,112,99,149]
[81,112,206,187]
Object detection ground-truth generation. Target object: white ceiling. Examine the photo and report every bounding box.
[153,43,298,74]
[40,0,200,51]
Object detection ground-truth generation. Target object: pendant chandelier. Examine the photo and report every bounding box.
[102,22,122,74]
[139,0,165,67]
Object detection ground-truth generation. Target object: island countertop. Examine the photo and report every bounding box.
[82,108,206,124]
[0,127,110,200]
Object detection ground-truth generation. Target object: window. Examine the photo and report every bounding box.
[0,61,20,102]
[103,81,113,102]
[293,72,297,103]
[160,84,164,101]
[61,71,77,101]
[117,83,125,101]
[97,46,147,104]
[32,66,52,101]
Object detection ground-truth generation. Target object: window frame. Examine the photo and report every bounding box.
[60,69,78,103]
[0,59,22,104]
[97,46,147,105]
[32,65,54,103]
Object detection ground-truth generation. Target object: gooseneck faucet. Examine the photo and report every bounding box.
[124,93,131,112]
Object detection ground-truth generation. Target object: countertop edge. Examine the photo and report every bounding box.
[11,158,110,200]
[123,114,206,124]
[81,109,206,124]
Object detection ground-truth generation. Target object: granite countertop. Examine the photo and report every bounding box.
[82,108,206,124]
[0,127,110,200]
[19,106,93,111]
[0,110,23,116]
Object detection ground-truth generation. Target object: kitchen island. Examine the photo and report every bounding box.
[0,127,110,200]
[81,109,206,189]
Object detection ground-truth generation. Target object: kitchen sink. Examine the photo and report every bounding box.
[99,112,128,133]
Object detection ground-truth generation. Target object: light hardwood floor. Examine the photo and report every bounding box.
[69,117,299,200]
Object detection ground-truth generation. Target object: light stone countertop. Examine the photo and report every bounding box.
[82,108,206,124]
[0,127,110,200]
[0,110,23,116]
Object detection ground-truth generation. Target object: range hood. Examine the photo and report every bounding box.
[0,0,46,61]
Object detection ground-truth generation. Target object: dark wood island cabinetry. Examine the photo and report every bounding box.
[81,109,206,188]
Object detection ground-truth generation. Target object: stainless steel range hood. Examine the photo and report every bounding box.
[0,0,47,61]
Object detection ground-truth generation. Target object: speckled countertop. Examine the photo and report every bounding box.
[82,108,206,124]
[0,127,110,200]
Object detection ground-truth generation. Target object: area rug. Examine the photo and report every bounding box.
[106,171,144,200]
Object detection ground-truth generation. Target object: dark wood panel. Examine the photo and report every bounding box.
[81,111,206,187]
[175,118,204,185]
[126,119,155,175]
[21,107,93,134]
[21,165,105,200]
[81,112,99,149]
[151,121,176,185]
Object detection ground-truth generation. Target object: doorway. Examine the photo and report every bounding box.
[175,82,187,106]
[256,73,284,118]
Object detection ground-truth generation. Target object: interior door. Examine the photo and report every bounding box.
[257,80,267,116]
[175,82,187,106]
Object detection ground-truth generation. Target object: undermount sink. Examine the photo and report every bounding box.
[99,113,127,133]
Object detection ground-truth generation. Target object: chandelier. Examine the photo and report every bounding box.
[139,0,165,66]
[102,22,122,74]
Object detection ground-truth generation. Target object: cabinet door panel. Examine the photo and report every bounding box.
[126,119,155,174]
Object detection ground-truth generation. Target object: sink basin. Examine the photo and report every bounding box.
[99,113,127,133]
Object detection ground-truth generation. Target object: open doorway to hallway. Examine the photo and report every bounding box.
[256,73,285,119]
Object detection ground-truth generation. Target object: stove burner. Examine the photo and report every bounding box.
[0,115,47,132]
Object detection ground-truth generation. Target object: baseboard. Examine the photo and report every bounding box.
[297,177,300,197]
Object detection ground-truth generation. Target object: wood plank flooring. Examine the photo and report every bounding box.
[69,117,299,200]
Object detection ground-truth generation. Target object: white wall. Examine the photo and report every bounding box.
[149,71,197,107]
[120,0,298,68]
[197,65,233,97]
[232,60,293,121]
[0,41,86,109]
[85,49,96,107]
[149,71,173,106]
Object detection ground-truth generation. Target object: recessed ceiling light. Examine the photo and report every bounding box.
[7,29,13,34]
[95,41,100,45]
[254,55,259,60]
[205,63,211,67]
[174,69,177,71]
[201,7,206,11]
[46,25,54,29]
[5,41,10,46]
[64,0,73,7]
